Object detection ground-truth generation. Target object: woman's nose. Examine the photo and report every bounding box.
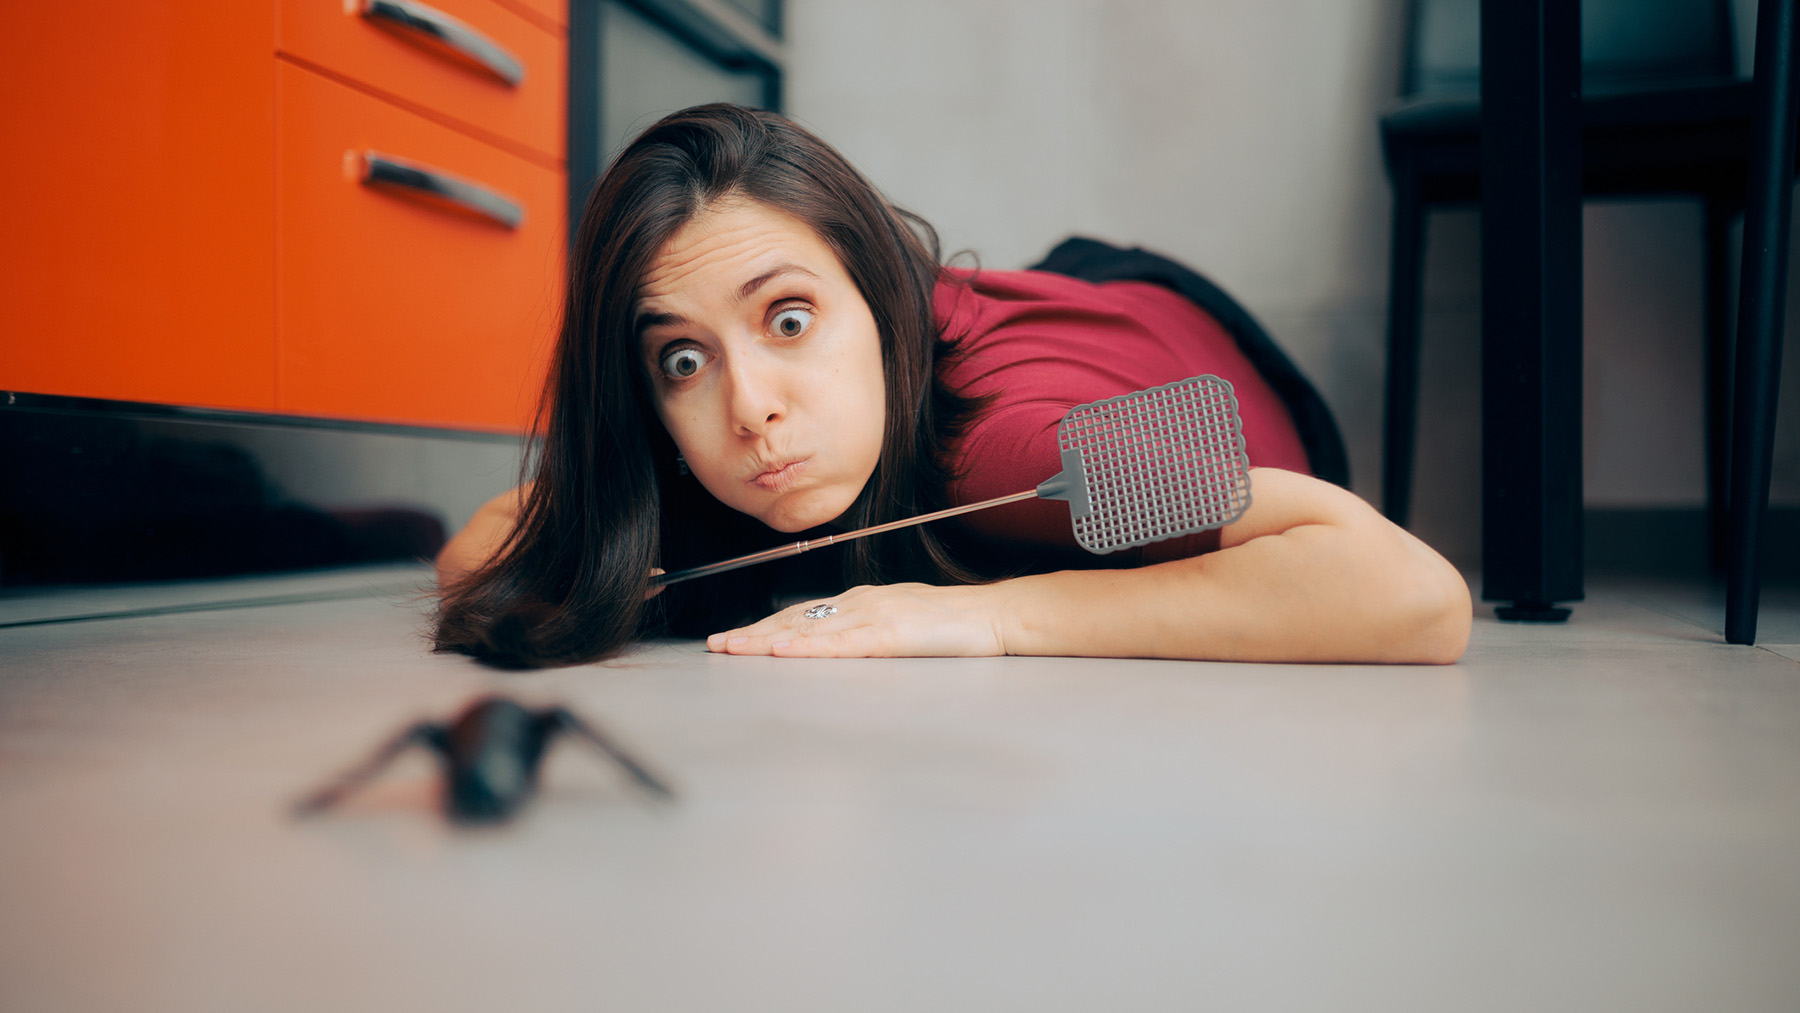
[725,355,785,437]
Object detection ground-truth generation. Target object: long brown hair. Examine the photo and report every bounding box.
[434,104,982,667]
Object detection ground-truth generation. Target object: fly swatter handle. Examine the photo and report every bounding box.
[653,540,824,586]
[651,489,1042,587]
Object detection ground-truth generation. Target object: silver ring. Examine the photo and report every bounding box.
[802,604,838,619]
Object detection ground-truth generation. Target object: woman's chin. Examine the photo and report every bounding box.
[756,488,853,534]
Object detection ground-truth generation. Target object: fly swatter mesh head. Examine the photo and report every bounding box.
[1057,374,1252,554]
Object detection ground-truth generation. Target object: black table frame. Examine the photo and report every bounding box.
[1477,0,1795,640]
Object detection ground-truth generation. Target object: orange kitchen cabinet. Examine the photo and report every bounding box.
[0,2,279,411]
[276,62,560,430]
[1,0,566,433]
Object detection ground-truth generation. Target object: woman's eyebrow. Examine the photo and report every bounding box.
[635,264,820,338]
[635,309,686,337]
[737,263,819,302]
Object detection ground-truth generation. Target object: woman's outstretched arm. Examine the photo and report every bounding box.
[707,468,1472,664]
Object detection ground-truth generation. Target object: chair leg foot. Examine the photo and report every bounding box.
[1495,601,1573,623]
[1725,586,1762,644]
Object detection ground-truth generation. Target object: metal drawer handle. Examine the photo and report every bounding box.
[359,151,524,229]
[359,0,525,87]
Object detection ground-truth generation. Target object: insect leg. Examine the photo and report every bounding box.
[542,709,676,800]
[291,722,442,816]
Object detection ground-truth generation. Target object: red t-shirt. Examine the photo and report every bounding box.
[934,268,1310,562]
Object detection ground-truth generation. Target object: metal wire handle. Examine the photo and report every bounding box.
[650,490,1038,587]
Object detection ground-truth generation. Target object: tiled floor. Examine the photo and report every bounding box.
[0,565,1796,1011]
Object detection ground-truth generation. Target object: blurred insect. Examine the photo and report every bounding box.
[294,695,674,824]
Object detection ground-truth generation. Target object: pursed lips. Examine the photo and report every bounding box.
[749,457,809,492]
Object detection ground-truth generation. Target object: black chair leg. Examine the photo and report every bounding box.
[1383,175,1426,529]
[1480,0,1584,623]
[1727,0,1798,646]
[1702,195,1736,573]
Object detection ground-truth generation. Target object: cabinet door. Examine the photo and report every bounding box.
[0,2,277,410]
[277,63,561,430]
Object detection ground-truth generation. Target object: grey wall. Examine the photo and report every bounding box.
[785,0,1800,566]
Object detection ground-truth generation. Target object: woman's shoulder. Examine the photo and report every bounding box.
[932,266,1105,324]
[436,482,533,586]
[932,264,1216,407]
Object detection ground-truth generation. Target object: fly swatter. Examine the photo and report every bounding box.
[651,373,1253,587]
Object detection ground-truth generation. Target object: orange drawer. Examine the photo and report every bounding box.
[276,62,561,430]
[279,0,565,164]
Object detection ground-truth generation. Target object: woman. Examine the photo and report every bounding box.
[435,103,1470,667]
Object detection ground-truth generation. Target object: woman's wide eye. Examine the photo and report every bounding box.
[771,307,814,338]
[660,346,708,379]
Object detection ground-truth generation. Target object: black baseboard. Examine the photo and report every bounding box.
[1,399,522,588]
[1586,506,1800,580]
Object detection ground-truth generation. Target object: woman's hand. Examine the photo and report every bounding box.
[706,582,1008,658]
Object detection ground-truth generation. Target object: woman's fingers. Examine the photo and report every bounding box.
[710,626,871,657]
[706,596,839,653]
[768,630,867,657]
[705,583,1003,658]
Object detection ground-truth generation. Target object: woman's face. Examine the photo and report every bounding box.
[635,199,887,533]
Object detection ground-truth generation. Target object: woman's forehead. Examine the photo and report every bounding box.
[637,200,841,304]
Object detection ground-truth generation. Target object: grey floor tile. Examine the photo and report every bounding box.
[1607,577,1800,645]
[1765,644,1800,664]
[1467,590,1719,646]
[3,571,1799,1012]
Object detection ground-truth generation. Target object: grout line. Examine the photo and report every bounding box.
[1624,596,1727,639]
